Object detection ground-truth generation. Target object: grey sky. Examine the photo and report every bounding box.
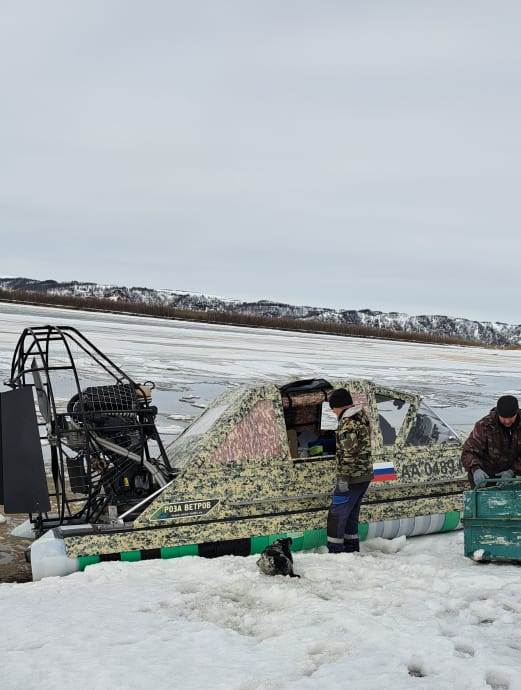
[1,1,520,322]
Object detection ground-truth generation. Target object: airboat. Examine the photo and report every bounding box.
[0,326,467,579]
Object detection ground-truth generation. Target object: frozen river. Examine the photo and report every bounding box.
[0,301,520,436]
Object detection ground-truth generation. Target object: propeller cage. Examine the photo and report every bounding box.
[4,325,171,532]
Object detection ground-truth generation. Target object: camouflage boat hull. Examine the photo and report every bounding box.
[59,475,466,567]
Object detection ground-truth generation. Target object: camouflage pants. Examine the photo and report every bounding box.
[327,480,370,553]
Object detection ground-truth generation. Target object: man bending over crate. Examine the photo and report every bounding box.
[462,395,521,487]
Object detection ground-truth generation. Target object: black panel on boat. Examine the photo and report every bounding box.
[199,538,251,558]
[99,552,122,562]
[0,388,51,514]
[140,548,162,560]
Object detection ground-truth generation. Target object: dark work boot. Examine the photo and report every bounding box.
[344,534,360,553]
[327,540,346,554]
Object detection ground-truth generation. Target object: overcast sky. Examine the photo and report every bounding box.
[1,1,520,323]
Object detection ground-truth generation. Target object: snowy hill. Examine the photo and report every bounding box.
[1,276,520,346]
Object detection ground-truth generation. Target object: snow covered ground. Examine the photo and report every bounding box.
[1,533,520,690]
[1,303,521,689]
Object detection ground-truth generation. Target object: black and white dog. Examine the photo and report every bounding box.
[256,537,300,578]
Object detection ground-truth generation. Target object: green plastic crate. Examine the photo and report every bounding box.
[462,479,521,562]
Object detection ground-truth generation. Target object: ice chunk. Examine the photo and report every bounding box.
[472,549,486,561]
[156,424,185,435]
[10,519,34,538]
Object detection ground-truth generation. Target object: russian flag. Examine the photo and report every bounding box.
[372,461,397,482]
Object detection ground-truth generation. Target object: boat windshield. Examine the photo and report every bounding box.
[180,401,230,440]
[406,404,460,446]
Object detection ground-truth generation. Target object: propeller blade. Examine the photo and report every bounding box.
[31,358,52,423]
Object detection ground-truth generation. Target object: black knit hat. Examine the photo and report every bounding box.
[328,388,353,409]
[497,395,519,417]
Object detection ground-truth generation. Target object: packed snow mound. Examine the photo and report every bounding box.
[363,535,407,553]
[1,532,521,690]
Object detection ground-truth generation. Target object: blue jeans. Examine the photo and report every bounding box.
[327,480,370,553]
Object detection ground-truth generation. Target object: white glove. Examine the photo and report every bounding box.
[497,469,515,480]
[472,468,489,487]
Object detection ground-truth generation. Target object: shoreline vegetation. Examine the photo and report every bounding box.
[0,288,512,349]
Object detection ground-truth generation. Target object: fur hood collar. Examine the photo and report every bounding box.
[339,405,363,421]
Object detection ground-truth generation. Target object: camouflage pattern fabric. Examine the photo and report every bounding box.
[163,383,288,473]
[461,408,521,483]
[336,407,373,483]
[209,399,284,464]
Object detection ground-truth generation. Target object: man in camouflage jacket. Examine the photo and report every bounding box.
[462,395,521,487]
[326,388,373,553]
